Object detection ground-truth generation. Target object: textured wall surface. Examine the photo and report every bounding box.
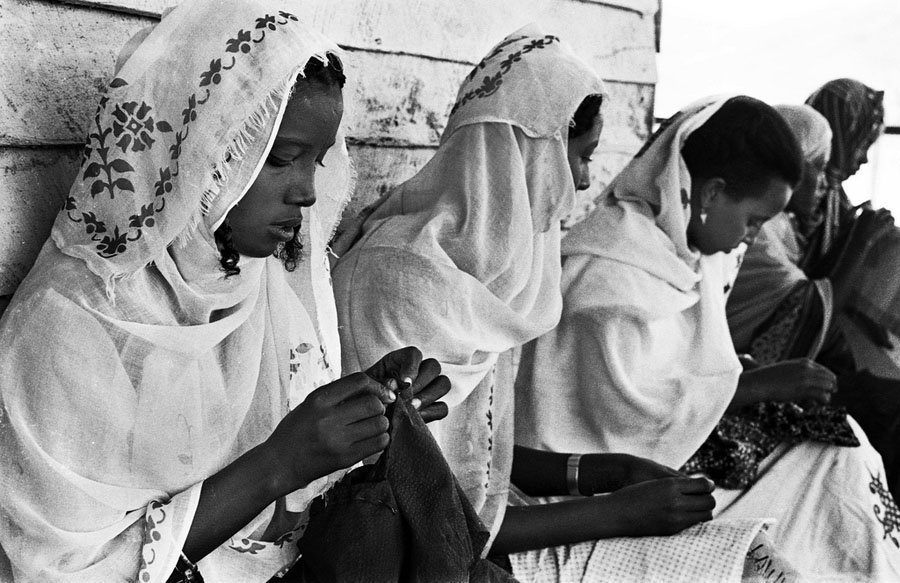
[0,0,658,298]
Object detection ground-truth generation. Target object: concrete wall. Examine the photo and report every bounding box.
[0,0,659,301]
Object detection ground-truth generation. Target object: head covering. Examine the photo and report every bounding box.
[332,24,605,545]
[774,104,833,165]
[0,1,354,580]
[724,105,834,353]
[803,78,884,264]
[806,78,884,183]
[516,97,744,469]
[336,22,606,404]
[563,96,728,274]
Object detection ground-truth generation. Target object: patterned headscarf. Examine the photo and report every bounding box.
[806,78,884,184]
[0,2,355,580]
[803,78,884,261]
[333,23,605,547]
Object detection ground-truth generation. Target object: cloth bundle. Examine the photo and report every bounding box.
[292,389,516,582]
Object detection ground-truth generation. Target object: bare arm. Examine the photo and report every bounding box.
[511,446,682,497]
[491,477,715,555]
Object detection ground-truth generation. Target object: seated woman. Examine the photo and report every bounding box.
[333,27,784,582]
[726,104,900,499]
[802,79,900,375]
[516,95,900,580]
[0,2,450,581]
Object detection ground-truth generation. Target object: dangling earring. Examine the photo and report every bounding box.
[700,208,708,225]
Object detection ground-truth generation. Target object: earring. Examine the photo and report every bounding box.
[700,209,708,225]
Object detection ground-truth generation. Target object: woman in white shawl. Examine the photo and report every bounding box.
[0,2,449,581]
[333,26,734,569]
[517,95,900,580]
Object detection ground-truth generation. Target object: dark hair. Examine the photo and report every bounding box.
[214,52,343,277]
[570,93,604,138]
[215,220,241,277]
[301,51,346,89]
[681,96,803,196]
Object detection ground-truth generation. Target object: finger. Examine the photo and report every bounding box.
[678,492,717,512]
[393,346,424,390]
[370,346,423,390]
[681,509,715,525]
[335,393,388,424]
[419,402,449,423]
[410,358,442,396]
[345,414,390,443]
[352,432,391,460]
[800,368,837,390]
[676,476,715,494]
[411,374,451,410]
[316,373,395,407]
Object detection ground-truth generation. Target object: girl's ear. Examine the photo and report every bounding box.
[698,177,727,209]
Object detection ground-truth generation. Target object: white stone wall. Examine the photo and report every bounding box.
[0,0,658,298]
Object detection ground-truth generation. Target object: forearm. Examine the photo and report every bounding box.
[182,442,286,562]
[727,372,769,412]
[490,496,637,555]
[510,445,568,496]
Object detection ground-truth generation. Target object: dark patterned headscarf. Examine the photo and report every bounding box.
[806,78,884,185]
[803,79,884,261]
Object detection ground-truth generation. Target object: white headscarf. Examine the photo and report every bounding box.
[516,97,744,468]
[0,2,354,580]
[775,104,833,166]
[332,24,605,544]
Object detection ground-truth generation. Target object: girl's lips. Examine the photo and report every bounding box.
[272,217,303,228]
[270,224,296,242]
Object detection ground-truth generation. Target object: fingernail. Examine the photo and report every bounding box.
[386,378,398,391]
[402,376,413,389]
[411,398,421,410]
[386,390,396,402]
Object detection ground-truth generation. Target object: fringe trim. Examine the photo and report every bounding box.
[176,52,332,248]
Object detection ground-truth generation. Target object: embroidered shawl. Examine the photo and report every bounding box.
[331,24,605,546]
[0,2,354,580]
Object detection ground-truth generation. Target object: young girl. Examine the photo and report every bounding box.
[0,2,448,581]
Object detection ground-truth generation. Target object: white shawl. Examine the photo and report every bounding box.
[332,24,605,544]
[0,2,353,580]
[515,97,743,469]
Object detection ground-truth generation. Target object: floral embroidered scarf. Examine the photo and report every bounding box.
[0,1,355,581]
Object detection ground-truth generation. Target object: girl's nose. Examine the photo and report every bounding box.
[284,172,317,207]
[576,164,591,191]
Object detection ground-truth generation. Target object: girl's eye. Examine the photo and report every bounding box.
[267,154,293,167]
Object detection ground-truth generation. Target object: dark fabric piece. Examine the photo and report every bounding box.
[835,370,900,503]
[286,390,518,583]
[682,402,859,489]
[689,281,859,489]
